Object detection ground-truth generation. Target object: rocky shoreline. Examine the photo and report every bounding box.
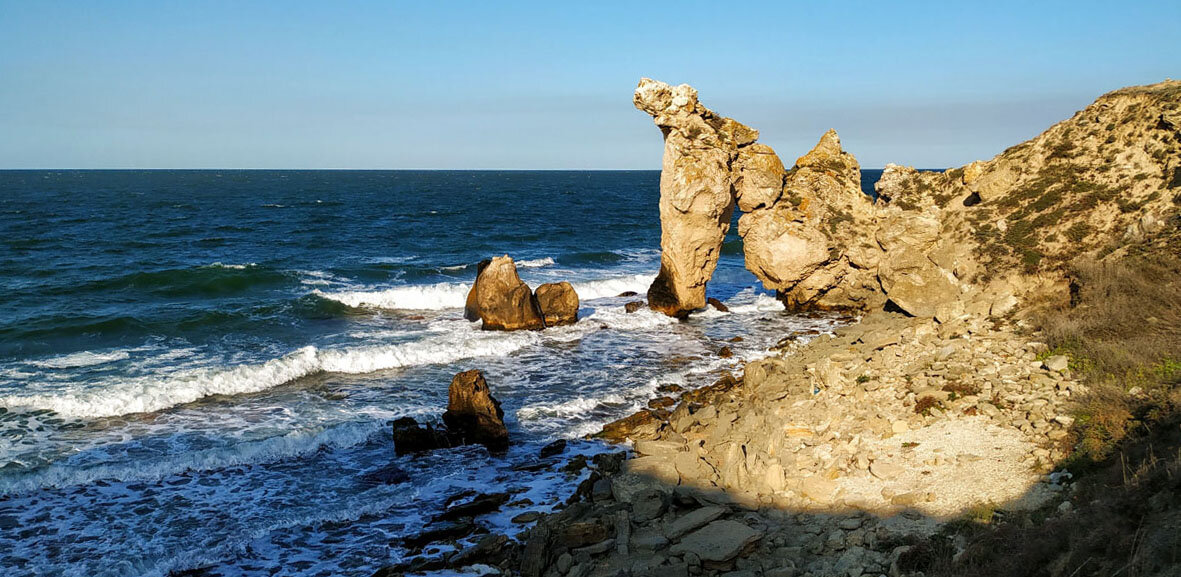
[366,77,1179,577]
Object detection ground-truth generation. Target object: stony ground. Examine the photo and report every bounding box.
[493,308,1087,577]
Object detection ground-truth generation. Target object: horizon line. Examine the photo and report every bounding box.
[0,166,911,172]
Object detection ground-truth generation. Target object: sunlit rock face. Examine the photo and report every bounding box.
[633,78,756,317]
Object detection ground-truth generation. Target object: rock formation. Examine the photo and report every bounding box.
[534,281,579,326]
[636,78,1181,319]
[465,255,546,330]
[442,369,509,451]
[391,370,509,454]
[633,79,752,317]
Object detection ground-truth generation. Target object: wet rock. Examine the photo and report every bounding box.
[707,298,730,312]
[391,417,450,455]
[401,519,482,549]
[718,346,733,358]
[625,300,646,314]
[539,438,567,459]
[435,492,510,522]
[465,255,545,330]
[359,463,411,486]
[535,281,580,326]
[442,370,509,451]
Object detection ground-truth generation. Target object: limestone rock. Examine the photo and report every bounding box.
[634,78,746,317]
[535,281,579,326]
[669,520,763,563]
[465,255,545,330]
[442,370,509,451]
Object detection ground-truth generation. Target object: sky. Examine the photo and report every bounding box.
[0,1,1178,169]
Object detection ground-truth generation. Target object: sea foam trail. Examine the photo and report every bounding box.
[29,349,131,369]
[0,326,541,418]
[0,421,384,495]
[315,274,655,311]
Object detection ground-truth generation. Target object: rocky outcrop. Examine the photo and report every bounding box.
[465,255,546,330]
[739,129,886,311]
[391,370,509,454]
[637,79,1181,319]
[442,369,509,451]
[534,282,579,326]
[633,79,753,317]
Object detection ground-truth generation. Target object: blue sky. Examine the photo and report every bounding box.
[1,1,1178,169]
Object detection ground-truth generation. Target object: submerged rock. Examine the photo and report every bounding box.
[534,281,579,326]
[442,369,509,452]
[465,255,545,330]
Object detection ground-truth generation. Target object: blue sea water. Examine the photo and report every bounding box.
[0,170,877,577]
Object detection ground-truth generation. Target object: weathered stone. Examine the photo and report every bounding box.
[535,281,579,326]
[442,370,509,451]
[634,78,742,317]
[465,255,545,330]
[664,505,728,540]
[669,520,763,563]
[1043,355,1069,372]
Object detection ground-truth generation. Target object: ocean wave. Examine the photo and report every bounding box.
[516,257,555,268]
[0,421,384,494]
[314,282,470,310]
[28,349,131,369]
[571,274,655,300]
[0,326,540,418]
[314,273,655,311]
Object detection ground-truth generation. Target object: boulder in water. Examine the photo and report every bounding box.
[465,255,546,331]
[534,281,579,326]
[442,370,509,452]
[392,417,451,455]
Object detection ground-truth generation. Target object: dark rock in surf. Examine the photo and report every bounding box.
[391,417,451,455]
[625,300,645,313]
[539,438,567,459]
[442,370,509,452]
[707,297,730,312]
[535,281,579,326]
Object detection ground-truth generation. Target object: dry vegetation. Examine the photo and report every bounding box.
[918,221,1181,577]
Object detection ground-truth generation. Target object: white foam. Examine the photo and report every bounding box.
[0,421,384,494]
[315,282,470,310]
[570,274,655,300]
[726,293,785,314]
[314,273,655,311]
[516,257,555,268]
[516,373,672,438]
[0,325,540,418]
[28,350,131,369]
[205,262,254,270]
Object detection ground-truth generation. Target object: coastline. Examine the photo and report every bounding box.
[377,305,1082,577]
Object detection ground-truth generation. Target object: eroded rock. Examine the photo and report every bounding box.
[535,281,579,326]
[442,370,509,451]
[465,255,545,330]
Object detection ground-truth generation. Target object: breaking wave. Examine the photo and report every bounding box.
[0,326,540,418]
[313,274,655,311]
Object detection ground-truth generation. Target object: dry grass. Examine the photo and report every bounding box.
[921,221,1181,577]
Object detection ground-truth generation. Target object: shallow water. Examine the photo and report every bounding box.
[0,170,870,576]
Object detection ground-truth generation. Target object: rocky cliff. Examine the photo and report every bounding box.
[636,78,1181,320]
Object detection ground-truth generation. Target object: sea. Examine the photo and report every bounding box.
[0,169,881,577]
